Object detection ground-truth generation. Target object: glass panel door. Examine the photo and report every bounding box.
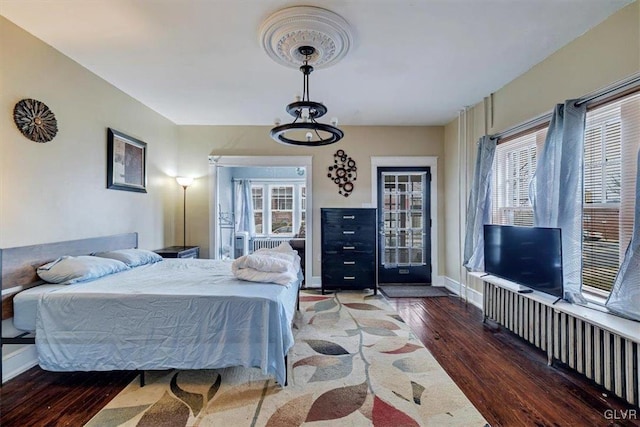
[377,167,431,284]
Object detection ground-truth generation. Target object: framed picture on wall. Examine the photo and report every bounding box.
[107,128,147,193]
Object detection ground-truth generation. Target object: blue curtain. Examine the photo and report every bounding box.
[234,180,255,236]
[532,100,586,303]
[606,148,640,321]
[463,135,497,272]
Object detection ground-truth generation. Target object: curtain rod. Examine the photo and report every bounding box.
[575,72,640,106]
[489,111,552,141]
[490,72,640,142]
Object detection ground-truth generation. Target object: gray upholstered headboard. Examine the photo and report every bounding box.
[0,232,138,320]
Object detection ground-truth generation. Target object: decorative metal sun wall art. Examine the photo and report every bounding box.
[327,149,357,197]
[13,98,58,143]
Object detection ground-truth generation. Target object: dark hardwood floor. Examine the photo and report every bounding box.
[1,369,136,426]
[1,294,638,426]
[386,295,639,427]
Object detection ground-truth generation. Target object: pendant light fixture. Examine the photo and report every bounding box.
[260,6,353,147]
[270,46,343,146]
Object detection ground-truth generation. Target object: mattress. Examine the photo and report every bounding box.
[18,258,300,385]
[13,285,66,331]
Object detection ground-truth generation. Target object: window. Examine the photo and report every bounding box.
[251,182,305,237]
[251,187,263,234]
[582,92,639,294]
[491,129,546,226]
[491,90,639,295]
[270,185,294,234]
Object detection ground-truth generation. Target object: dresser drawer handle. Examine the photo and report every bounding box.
[343,246,355,250]
[343,261,356,265]
[344,276,356,280]
[343,231,355,235]
[343,215,355,219]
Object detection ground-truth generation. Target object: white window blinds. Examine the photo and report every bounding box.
[583,92,640,293]
[491,129,547,226]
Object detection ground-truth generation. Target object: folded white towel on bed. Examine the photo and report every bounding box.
[231,242,301,286]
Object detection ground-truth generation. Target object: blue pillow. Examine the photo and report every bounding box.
[92,248,163,267]
[37,256,129,285]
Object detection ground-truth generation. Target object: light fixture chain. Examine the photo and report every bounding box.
[306,55,310,102]
[303,66,309,102]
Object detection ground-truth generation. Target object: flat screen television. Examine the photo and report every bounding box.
[483,224,563,299]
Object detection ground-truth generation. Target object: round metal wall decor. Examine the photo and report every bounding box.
[13,98,58,143]
[327,149,357,197]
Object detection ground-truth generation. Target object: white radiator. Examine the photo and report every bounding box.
[252,238,291,251]
[483,281,639,407]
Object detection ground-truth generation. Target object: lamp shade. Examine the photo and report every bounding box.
[176,176,194,187]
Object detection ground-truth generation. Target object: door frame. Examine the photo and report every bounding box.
[209,155,313,286]
[371,156,440,285]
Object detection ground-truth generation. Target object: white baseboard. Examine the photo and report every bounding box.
[2,318,38,383]
[443,276,483,309]
[308,276,322,288]
[2,344,37,384]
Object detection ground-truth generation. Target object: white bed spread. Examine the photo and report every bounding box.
[32,259,299,385]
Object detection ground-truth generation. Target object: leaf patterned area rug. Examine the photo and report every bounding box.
[86,291,487,426]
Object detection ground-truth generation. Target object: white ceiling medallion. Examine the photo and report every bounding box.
[259,6,353,69]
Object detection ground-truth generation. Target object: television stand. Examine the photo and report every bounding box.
[551,296,562,305]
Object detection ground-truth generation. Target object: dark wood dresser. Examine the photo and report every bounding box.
[321,208,377,295]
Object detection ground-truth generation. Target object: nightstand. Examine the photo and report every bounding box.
[154,246,200,259]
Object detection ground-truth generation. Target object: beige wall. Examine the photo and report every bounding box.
[176,125,444,277]
[443,1,640,293]
[491,2,640,134]
[3,0,637,291]
[444,119,462,283]
[0,17,178,251]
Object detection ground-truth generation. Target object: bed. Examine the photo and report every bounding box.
[0,233,301,386]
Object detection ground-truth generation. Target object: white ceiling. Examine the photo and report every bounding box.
[0,0,633,126]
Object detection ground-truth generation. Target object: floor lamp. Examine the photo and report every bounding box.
[176,176,194,248]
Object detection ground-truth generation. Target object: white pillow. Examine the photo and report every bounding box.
[37,256,129,285]
[93,248,163,267]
